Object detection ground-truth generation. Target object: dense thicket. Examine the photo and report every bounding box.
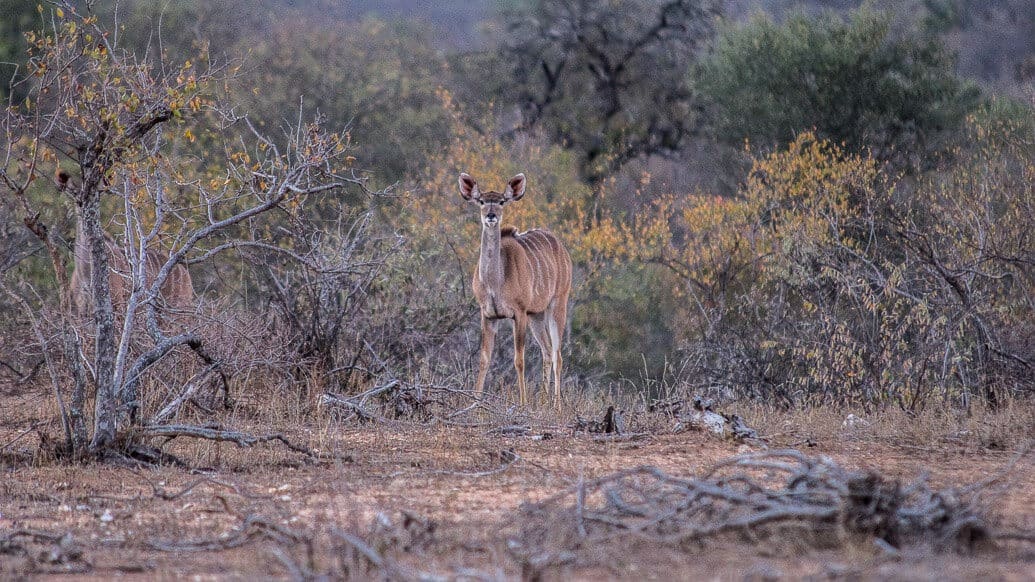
[1,0,1032,429]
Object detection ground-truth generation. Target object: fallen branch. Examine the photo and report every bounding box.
[320,392,388,424]
[147,515,301,552]
[137,424,317,458]
[149,363,222,425]
[352,379,401,407]
[319,379,409,424]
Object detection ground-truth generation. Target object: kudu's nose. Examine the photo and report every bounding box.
[486,212,497,221]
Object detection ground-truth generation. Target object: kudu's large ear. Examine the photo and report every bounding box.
[458,172,480,201]
[505,173,526,201]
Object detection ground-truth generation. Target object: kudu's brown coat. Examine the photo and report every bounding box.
[70,213,194,320]
[459,172,573,407]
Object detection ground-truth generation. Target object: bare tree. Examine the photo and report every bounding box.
[0,4,364,455]
[65,166,195,322]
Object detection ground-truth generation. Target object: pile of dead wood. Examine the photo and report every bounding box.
[512,449,993,565]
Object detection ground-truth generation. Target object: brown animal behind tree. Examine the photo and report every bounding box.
[60,170,195,324]
[459,172,573,408]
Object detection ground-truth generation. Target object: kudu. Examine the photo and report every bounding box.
[459,172,573,408]
[62,172,195,321]
[69,220,195,320]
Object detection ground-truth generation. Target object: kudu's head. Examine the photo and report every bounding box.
[458,172,526,229]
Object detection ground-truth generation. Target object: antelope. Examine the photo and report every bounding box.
[62,172,195,321]
[459,172,573,408]
[69,221,195,320]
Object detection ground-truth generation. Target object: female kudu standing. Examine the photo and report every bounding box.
[459,172,572,408]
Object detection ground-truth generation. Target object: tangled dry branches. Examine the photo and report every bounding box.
[513,449,994,566]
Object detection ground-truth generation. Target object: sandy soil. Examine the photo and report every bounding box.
[1,387,1033,580]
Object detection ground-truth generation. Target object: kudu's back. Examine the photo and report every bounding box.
[495,227,572,315]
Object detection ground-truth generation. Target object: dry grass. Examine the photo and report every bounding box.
[2,375,1034,579]
[737,398,1035,451]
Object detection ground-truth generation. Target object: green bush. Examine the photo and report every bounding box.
[699,8,981,171]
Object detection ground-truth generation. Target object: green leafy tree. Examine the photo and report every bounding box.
[238,16,451,187]
[699,8,981,170]
[0,0,40,102]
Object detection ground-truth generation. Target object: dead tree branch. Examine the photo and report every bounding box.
[147,515,302,552]
[515,449,995,561]
[137,424,317,458]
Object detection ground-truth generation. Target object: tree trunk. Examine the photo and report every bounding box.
[80,195,119,452]
[64,326,89,451]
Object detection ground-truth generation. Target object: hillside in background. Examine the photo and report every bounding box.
[4,1,1030,97]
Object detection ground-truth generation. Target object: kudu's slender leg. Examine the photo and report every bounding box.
[512,312,529,406]
[549,301,567,409]
[529,315,553,401]
[475,317,498,396]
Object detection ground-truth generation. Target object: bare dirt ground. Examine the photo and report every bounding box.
[2,385,1033,580]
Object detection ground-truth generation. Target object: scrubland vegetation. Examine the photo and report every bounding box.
[1,0,1033,579]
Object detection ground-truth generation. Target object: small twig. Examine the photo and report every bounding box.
[0,422,40,453]
[576,474,587,539]
[0,358,43,385]
[119,467,270,501]
[270,545,308,581]
[996,530,1035,544]
[388,454,520,479]
[332,529,386,569]
[590,432,650,444]
[485,425,531,437]
[0,528,67,545]
[959,439,1034,495]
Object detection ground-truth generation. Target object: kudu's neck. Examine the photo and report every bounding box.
[479,223,504,291]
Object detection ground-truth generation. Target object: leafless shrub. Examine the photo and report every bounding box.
[244,203,402,390]
[140,300,299,423]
